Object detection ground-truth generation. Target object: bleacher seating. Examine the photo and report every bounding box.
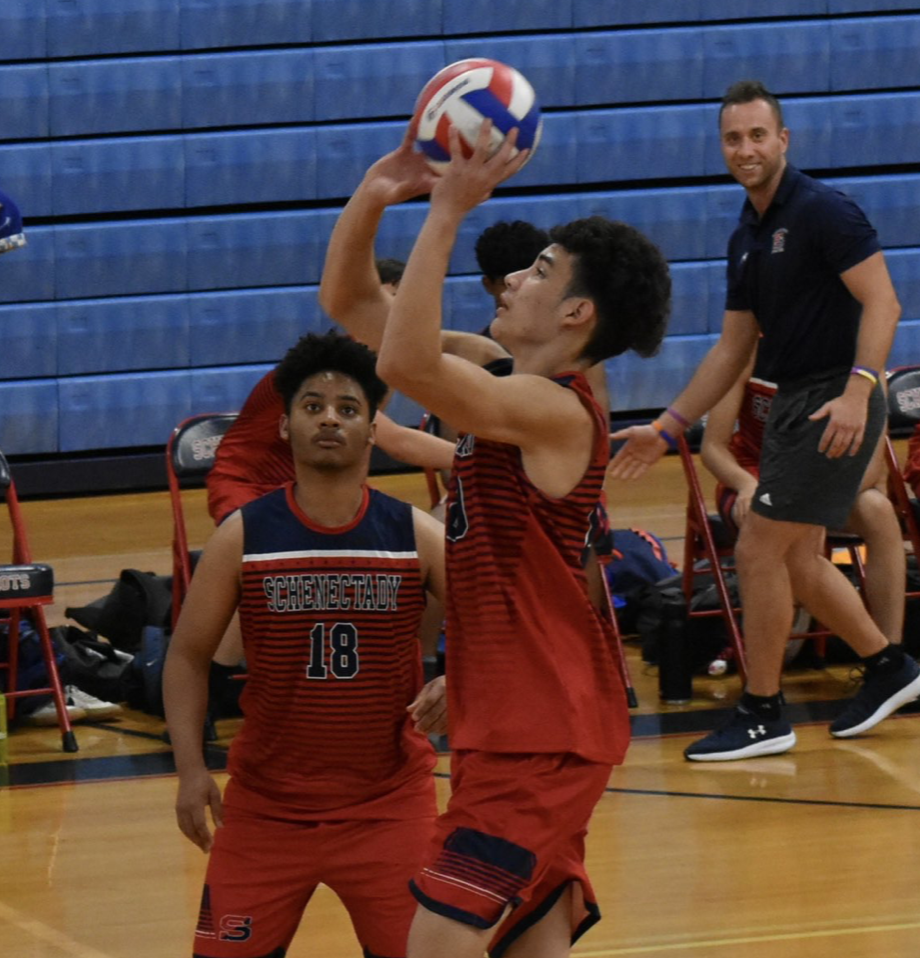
[0,3,918,462]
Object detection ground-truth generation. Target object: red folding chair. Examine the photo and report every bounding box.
[0,450,78,752]
[677,431,867,685]
[883,366,920,600]
[166,413,238,630]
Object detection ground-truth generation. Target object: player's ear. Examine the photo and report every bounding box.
[368,418,377,447]
[562,296,594,328]
[279,413,290,443]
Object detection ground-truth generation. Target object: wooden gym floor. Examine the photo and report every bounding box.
[2,452,919,957]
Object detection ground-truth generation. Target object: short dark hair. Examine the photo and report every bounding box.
[375,257,405,287]
[474,220,550,281]
[274,330,388,417]
[549,216,671,363]
[719,79,784,130]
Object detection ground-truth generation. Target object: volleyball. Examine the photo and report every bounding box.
[413,58,543,172]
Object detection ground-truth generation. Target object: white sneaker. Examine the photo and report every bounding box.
[24,694,87,726]
[65,686,123,721]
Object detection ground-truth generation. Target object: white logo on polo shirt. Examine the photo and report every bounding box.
[759,493,773,506]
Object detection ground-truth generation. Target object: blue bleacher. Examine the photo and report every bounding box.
[181,50,315,130]
[577,105,710,183]
[56,296,190,376]
[0,65,51,141]
[0,303,57,381]
[313,122,404,202]
[573,0,826,28]
[4,3,919,459]
[887,249,920,323]
[52,136,185,216]
[313,42,445,122]
[180,0,312,51]
[831,17,920,90]
[58,370,191,451]
[187,288,329,367]
[702,22,830,97]
[186,210,336,291]
[313,0,442,42]
[0,145,53,218]
[185,129,316,208]
[605,335,716,413]
[54,220,188,300]
[0,381,58,455]
[1,226,56,305]
[46,0,180,58]
[830,93,920,168]
[443,0,572,34]
[574,28,704,105]
[49,58,182,138]
[0,0,48,61]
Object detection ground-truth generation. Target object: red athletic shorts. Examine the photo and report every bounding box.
[193,781,436,958]
[410,750,613,957]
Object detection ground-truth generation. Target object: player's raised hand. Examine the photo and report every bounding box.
[430,121,529,215]
[408,675,447,736]
[175,768,224,852]
[363,123,440,206]
[607,424,669,480]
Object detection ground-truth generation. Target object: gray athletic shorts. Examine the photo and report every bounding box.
[750,368,886,529]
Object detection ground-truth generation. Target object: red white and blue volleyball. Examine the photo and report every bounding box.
[413,59,543,171]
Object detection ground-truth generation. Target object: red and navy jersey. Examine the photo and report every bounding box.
[443,372,630,765]
[206,372,294,522]
[228,482,436,820]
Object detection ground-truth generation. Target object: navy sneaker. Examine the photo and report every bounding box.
[829,653,920,738]
[684,705,797,762]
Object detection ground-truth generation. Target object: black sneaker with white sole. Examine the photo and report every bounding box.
[829,653,920,738]
[684,705,797,761]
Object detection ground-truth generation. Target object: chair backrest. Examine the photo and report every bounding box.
[167,412,238,483]
[0,448,32,566]
[886,366,920,435]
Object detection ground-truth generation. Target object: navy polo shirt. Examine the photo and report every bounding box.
[724,165,880,383]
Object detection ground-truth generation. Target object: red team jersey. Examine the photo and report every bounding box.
[206,371,294,523]
[443,372,629,765]
[229,482,436,820]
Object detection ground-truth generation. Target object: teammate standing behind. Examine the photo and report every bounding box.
[610,80,919,760]
[322,123,671,958]
[163,331,448,958]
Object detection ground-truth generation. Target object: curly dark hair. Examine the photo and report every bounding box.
[549,216,671,363]
[474,220,550,281]
[719,79,784,130]
[274,331,387,417]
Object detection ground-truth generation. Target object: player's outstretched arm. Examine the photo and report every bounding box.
[163,515,243,852]
[318,125,438,351]
[375,411,455,471]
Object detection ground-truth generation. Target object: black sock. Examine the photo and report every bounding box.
[740,690,783,721]
[862,643,905,675]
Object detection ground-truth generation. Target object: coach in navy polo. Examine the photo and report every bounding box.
[610,79,920,761]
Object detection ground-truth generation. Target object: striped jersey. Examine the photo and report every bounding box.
[228,482,436,820]
[205,371,294,522]
[443,371,630,765]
